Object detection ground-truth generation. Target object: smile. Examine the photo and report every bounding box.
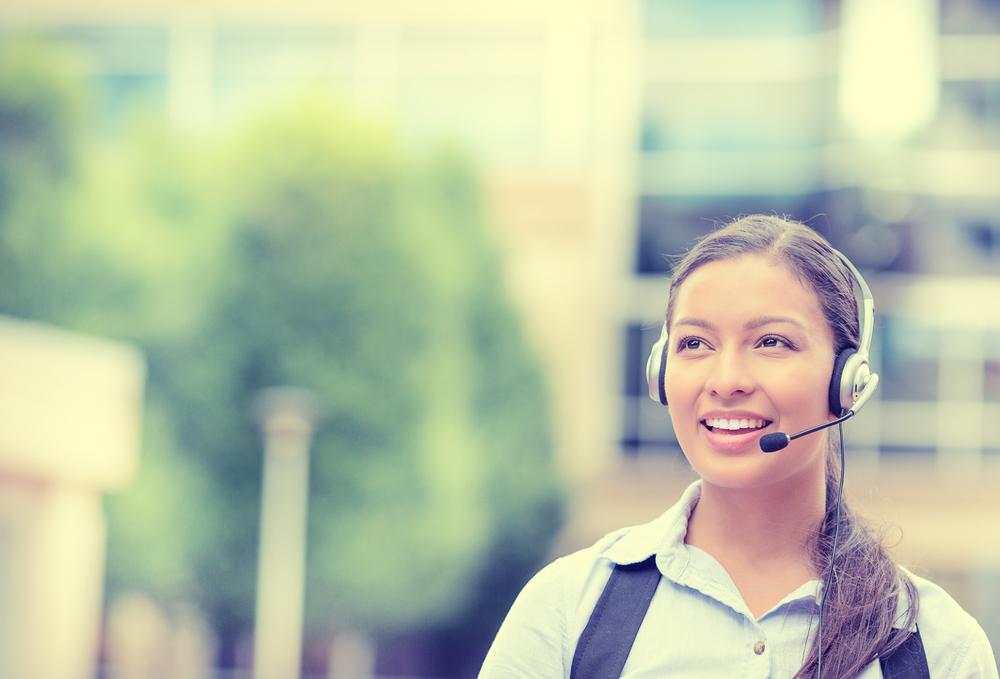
[702,417,771,433]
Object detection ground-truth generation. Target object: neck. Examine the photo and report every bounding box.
[684,470,828,618]
[688,478,826,564]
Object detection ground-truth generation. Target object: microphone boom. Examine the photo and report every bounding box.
[759,411,855,453]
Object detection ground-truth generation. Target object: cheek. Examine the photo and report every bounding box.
[663,363,704,436]
[768,363,833,415]
[662,360,696,406]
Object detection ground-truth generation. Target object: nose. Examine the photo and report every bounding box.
[704,348,756,399]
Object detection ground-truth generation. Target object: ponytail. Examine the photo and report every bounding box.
[793,431,919,679]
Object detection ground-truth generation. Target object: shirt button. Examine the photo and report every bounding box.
[754,642,766,655]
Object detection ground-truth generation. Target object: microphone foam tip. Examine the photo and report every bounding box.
[759,433,790,453]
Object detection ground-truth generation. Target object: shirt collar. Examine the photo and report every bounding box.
[599,479,702,575]
[597,480,824,619]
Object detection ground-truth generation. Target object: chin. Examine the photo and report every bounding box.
[696,469,783,492]
[686,445,825,493]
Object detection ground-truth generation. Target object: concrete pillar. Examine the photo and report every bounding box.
[252,388,319,679]
[0,315,144,679]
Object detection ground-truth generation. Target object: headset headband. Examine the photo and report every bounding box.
[833,249,874,362]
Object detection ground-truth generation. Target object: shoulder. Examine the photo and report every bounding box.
[902,569,999,679]
[541,479,700,605]
[479,484,700,679]
[476,529,633,678]
[518,519,657,634]
[526,477,701,614]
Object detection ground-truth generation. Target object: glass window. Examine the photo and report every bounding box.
[52,25,168,75]
[937,81,1000,148]
[641,81,827,153]
[985,331,1000,403]
[47,26,170,132]
[621,323,682,456]
[941,0,1000,34]
[623,324,646,397]
[643,0,822,38]
[879,319,940,401]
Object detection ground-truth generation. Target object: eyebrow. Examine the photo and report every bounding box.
[743,315,805,330]
[673,317,716,331]
[672,316,804,331]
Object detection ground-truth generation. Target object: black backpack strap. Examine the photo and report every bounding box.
[880,628,930,679]
[570,556,661,679]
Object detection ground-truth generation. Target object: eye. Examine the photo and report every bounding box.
[757,334,792,349]
[677,336,709,352]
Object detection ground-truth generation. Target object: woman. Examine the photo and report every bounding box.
[479,216,997,679]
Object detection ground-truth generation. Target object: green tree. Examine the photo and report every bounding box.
[163,98,563,648]
[0,37,84,321]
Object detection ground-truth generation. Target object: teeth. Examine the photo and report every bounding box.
[705,417,767,430]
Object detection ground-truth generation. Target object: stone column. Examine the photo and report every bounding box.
[252,388,319,679]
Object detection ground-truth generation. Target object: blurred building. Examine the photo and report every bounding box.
[615,0,1000,659]
[0,316,144,679]
[3,0,1000,669]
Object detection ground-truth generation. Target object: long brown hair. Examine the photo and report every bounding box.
[664,215,918,679]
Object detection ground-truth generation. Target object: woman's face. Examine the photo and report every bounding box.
[663,254,836,492]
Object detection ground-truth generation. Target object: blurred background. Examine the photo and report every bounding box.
[0,0,998,677]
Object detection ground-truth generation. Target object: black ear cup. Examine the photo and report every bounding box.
[829,349,856,416]
[657,342,668,406]
[830,348,873,416]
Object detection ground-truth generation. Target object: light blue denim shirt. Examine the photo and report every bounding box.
[479,481,998,679]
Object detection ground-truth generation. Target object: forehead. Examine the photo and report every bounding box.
[671,254,829,331]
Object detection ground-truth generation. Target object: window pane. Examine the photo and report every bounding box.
[879,319,939,401]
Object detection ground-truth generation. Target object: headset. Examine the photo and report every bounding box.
[644,249,879,419]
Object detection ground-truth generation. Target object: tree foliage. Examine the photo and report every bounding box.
[176,98,564,636]
[0,37,562,670]
[0,38,84,320]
